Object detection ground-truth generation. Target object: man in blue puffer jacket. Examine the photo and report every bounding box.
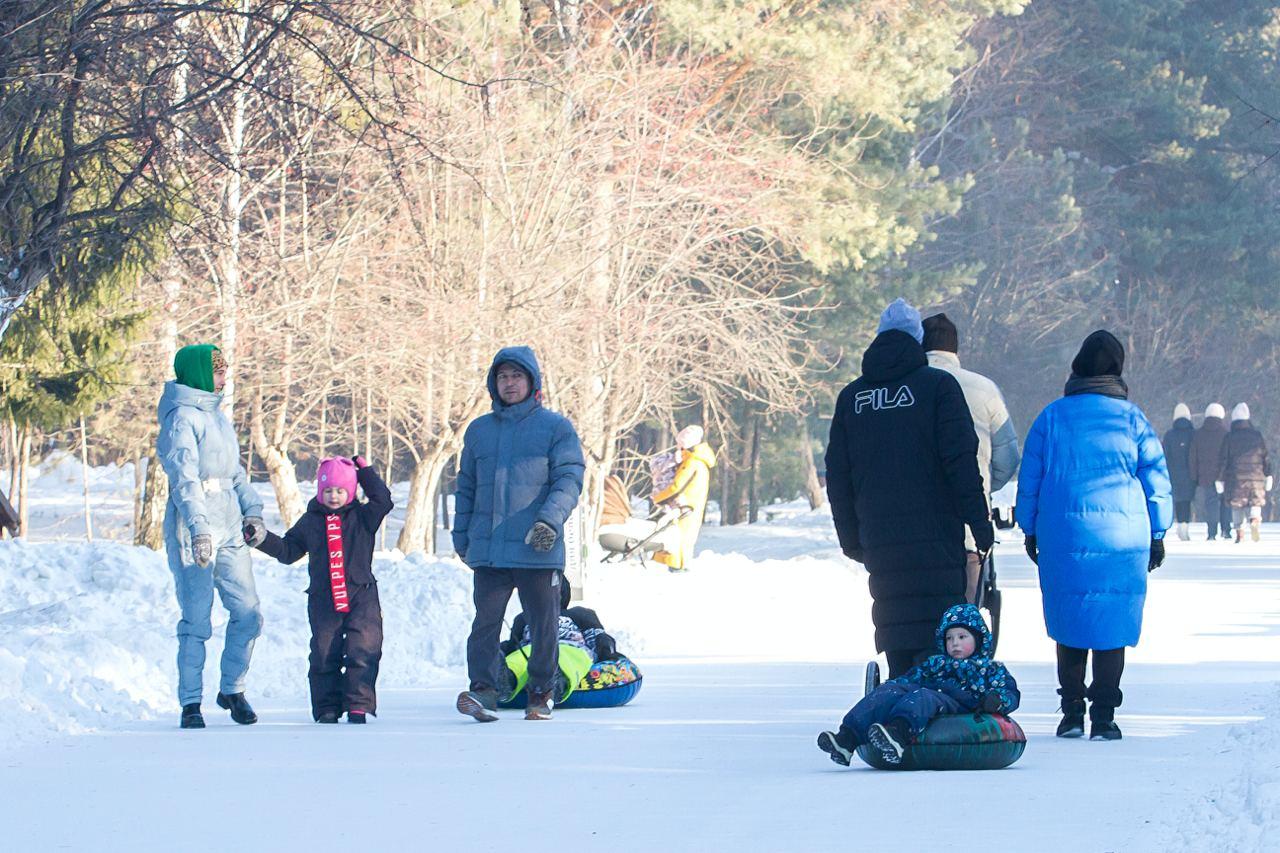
[157,344,265,730]
[454,347,585,722]
[1016,330,1172,741]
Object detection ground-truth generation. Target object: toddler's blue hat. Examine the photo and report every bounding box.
[877,298,924,344]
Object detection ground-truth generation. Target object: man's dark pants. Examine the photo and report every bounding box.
[467,567,561,695]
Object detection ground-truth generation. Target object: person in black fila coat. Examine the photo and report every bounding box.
[825,299,995,678]
[251,456,393,723]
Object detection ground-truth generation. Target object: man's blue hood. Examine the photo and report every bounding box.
[487,346,543,410]
[934,603,994,657]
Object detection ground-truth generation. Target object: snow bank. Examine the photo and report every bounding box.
[1170,686,1280,852]
[0,539,476,750]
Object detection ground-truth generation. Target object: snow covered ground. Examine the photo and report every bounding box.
[3,459,1279,851]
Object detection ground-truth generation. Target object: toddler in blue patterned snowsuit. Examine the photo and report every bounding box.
[818,604,1020,766]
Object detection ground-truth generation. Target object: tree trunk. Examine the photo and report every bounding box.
[79,417,93,541]
[801,417,825,510]
[136,452,168,550]
[397,454,448,555]
[250,394,305,527]
[747,415,762,524]
[16,428,30,537]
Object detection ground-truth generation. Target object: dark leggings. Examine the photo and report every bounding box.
[885,648,930,680]
[1056,644,1125,721]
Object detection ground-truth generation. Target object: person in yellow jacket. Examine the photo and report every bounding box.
[652,425,717,572]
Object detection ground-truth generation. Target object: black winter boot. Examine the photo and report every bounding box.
[816,731,854,767]
[347,711,367,724]
[1090,720,1122,740]
[316,711,340,724]
[867,721,909,765]
[1056,699,1086,738]
[180,704,205,729]
[216,692,258,725]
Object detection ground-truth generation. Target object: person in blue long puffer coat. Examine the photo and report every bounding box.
[156,344,265,730]
[1016,330,1172,742]
[816,604,1019,767]
[453,346,585,722]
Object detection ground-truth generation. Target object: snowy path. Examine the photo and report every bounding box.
[6,524,1280,851]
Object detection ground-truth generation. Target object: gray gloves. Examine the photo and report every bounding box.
[525,521,558,552]
[242,516,267,548]
[192,533,214,567]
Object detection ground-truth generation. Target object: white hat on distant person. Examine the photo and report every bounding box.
[1232,403,1251,422]
[1205,403,1225,420]
[676,425,705,449]
[1173,403,1190,421]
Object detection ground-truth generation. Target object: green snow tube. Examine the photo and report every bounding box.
[856,713,1027,771]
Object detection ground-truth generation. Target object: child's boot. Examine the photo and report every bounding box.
[1056,699,1086,738]
[816,730,855,767]
[867,721,908,765]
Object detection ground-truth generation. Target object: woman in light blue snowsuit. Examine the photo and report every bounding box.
[157,344,265,729]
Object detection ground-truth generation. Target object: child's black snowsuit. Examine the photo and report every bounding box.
[836,604,1019,748]
[257,464,393,719]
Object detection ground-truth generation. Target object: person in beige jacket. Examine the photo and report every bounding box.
[923,314,1021,601]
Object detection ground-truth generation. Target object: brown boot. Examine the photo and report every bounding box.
[1251,518,1261,542]
[1236,524,1245,544]
[525,690,553,720]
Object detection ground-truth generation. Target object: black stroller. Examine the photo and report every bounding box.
[864,552,1003,695]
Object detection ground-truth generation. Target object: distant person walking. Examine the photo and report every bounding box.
[1162,404,1196,541]
[922,313,1021,601]
[1217,403,1272,543]
[1189,403,1232,540]
[1017,330,1172,741]
[826,299,993,678]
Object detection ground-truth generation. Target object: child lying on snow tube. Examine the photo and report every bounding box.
[497,580,641,710]
[817,604,1025,771]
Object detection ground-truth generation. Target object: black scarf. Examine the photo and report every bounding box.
[1064,374,1128,400]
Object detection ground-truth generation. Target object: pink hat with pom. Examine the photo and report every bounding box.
[317,457,358,504]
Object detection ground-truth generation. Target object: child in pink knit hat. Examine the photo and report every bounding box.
[250,455,393,723]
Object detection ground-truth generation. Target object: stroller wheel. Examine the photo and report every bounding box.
[863,660,881,698]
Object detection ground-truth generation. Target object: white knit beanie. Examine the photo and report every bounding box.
[1173,403,1191,421]
[1205,403,1226,420]
[1232,402,1251,422]
[676,425,705,449]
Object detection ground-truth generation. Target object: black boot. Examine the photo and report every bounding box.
[216,692,258,725]
[316,711,340,724]
[1090,720,1122,740]
[1056,699,1086,738]
[347,711,367,724]
[180,703,205,729]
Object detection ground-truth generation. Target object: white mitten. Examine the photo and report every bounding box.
[1267,475,1274,492]
[1215,481,1225,495]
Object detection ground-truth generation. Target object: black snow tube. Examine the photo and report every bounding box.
[856,713,1027,771]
